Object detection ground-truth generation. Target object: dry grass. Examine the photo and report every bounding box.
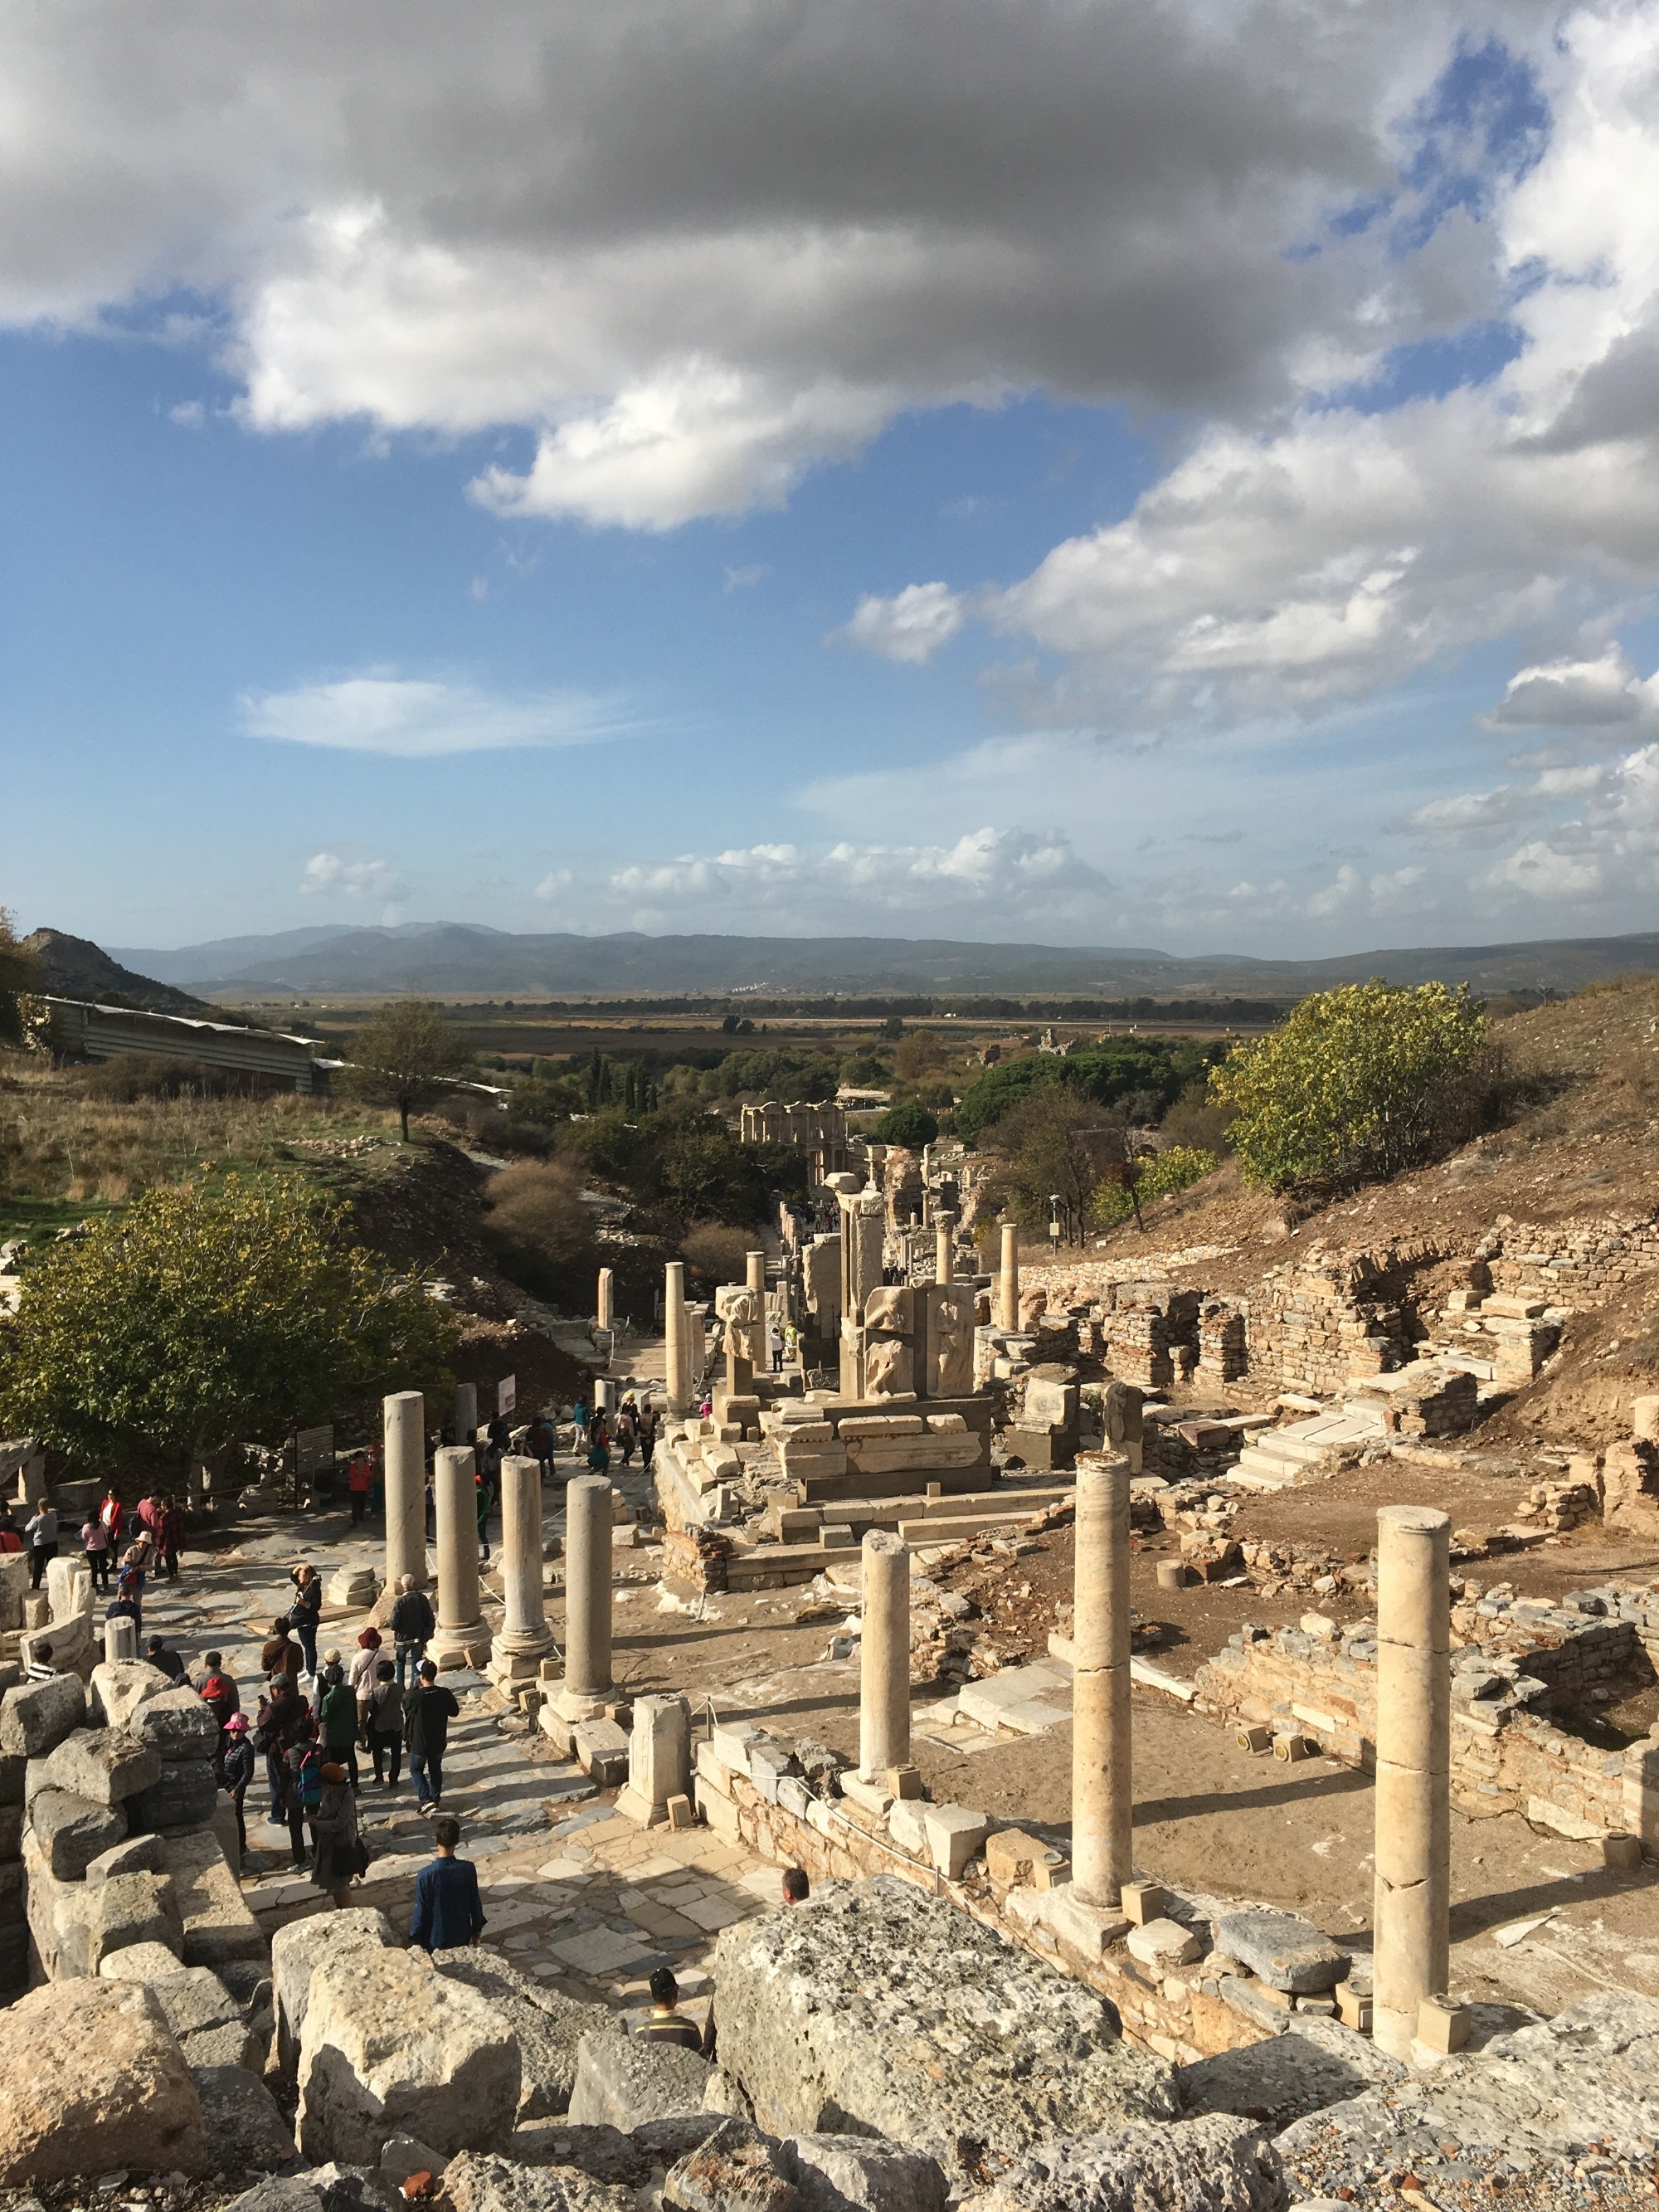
[0,1057,401,1241]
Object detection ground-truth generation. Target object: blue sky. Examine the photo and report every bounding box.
[3,2,1657,958]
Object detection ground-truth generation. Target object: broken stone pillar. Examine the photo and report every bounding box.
[557,1474,613,1721]
[596,1267,614,1333]
[431,1447,489,1670]
[838,1184,884,1397]
[664,1261,689,1415]
[997,1220,1020,1333]
[104,1615,138,1664]
[935,1211,956,1284]
[383,1391,427,1591]
[453,1381,478,1449]
[495,1454,554,1679]
[1373,1503,1451,2064]
[617,1693,692,1826]
[859,1530,911,1783]
[1635,1396,1659,1444]
[746,1249,766,1296]
[1072,1451,1133,1912]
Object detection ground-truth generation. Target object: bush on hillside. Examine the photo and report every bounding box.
[953,1036,1221,1142]
[80,1053,241,1101]
[681,1221,756,1287]
[1209,979,1487,1195]
[1092,1145,1222,1228]
[483,1157,597,1303]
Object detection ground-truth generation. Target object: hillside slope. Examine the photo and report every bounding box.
[22,928,213,1016]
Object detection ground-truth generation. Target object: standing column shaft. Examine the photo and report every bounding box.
[859,1530,912,1779]
[746,1249,766,1294]
[935,1211,956,1284]
[498,1455,553,1656]
[454,1381,478,1449]
[997,1220,1020,1332]
[560,1474,614,1711]
[1072,1453,1133,1910]
[1373,1505,1451,2063]
[664,1261,688,1415]
[383,1391,427,1590]
[596,1268,614,1332]
[433,1447,486,1655]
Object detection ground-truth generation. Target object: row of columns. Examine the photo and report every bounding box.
[854,1460,1451,2063]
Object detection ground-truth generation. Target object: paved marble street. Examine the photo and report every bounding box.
[136,1473,782,2018]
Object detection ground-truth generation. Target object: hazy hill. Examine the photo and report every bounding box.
[23,928,214,1016]
[110,921,1659,1001]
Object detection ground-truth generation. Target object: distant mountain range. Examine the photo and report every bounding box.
[24,928,214,1016]
[105,921,1659,1000]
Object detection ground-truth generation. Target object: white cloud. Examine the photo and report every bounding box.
[241,673,635,756]
[168,398,204,427]
[1486,646,1659,728]
[1474,743,1659,901]
[839,581,966,665]
[300,851,405,903]
[602,825,1110,932]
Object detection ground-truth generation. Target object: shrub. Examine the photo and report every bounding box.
[1209,980,1486,1195]
[81,1054,240,1102]
[483,1158,597,1302]
[874,1099,939,1148]
[1092,1144,1221,1227]
[681,1221,756,1287]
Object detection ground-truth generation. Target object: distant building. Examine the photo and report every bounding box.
[45,996,330,1094]
[738,1097,849,1182]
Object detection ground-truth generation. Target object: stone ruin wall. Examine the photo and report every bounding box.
[1194,1601,1659,1848]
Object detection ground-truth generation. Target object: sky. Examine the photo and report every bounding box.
[3,1,1659,960]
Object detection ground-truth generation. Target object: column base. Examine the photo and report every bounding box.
[1039,1887,1131,1962]
[486,1645,552,1686]
[615,1784,667,1829]
[554,1683,613,1724]
[430,1624,493,1671]
[1372,2004,1415,2063]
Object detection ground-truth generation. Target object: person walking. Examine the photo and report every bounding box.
[319,1660,361,1789]
[407,1815,485,1951]
[614,1401,637,1469]
[158,1496,186,1581]
[526,1413,555,1483]
[312,1760,363,1907]
[97,1487,124,1552]
[475,1444,499,1563]
[363,1660,404,1787]
[571,1396,590,1453]
[23,1503,57,1591]
[288,1563,322,1678]
[197,1653,241,1730]
[585,1421,611,1479]
[638,1402,658,1474]
[221,1713,255,1869]
[390,1574,434,1687]
[114,1565,144,1636]
[403,1659,459,1813]
[80,1510,112,1591]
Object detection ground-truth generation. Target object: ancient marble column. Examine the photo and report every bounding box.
[431,1446,489,1669]
[997,1220,1020,1333]
[935,1211,956,1284]
[1373,1503,1451,2063]
[557,1474,614,1720]
[1072,1452,1133,1911]
[664,1260,689,1415]
[105,1615,138,1664]
[383,1391,427,1590]
[746,1249,766,1295]
[453,1381,478,1449]
[617,1693,692,1826]
[596,1267,614,1332]
[495,1454,555,1677]
[859,1529,911,1781]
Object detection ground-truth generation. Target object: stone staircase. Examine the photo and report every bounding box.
[1231,1403,1388,1489]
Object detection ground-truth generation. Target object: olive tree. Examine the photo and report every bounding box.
[343,1000,475,1139]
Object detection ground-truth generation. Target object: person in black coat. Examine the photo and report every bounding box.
[402,1660,459,1813]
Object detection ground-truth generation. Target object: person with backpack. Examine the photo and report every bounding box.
[390,1574,434,1688]
[363,1659,404,1787]
[312,1761,363,1905]
[319,1660,361,1788]
[402,1660,460,1812]
[255,1676,306,1825]
[284,1728,324,1871]
[220,1713,255,1869]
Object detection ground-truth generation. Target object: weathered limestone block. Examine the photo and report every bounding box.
[90,1658,171,1730]
[99,1938,187,1981]
[432,1945,613,2119]
[970,2112,1285,2212]
[272,1905,395,2075]
[85,1830,168,1883]
[27,1726,162,1806]
[192,2063,296,2173]
[444,2151,640,2212]
[710,1881,1175,2184]
[662,2118,795,2212]
[1215,1909,1350,1994]
[144,1961,247,2041]
[1177,2015,1404,2132]
[128,1756,221,1834]
[567,2029,713,2130]
[297,1946,520,2163]
[163,1824,267,1971]
[30,1785,127,1879]
[781,2132,949,2212]
[617,1693,693,1828]
[0,1669,86,1757]
[133,1683,222,1760]
[1603,1440,1659,1537]
[0,1976,210,2185]
[864,1338,915,1397]
[88,1870,185,1970]
[845,1434,980,1475]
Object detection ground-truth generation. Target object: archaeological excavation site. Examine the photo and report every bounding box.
[1,968,1657,2212]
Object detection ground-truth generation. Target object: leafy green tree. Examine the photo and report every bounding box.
[1092,1144,1221,1228]
[874,1099,939,1148]
[0,1173,458,1476]
[0,909,43,1051]
[1209,979,1486,1194]
[984,1089,1129,1243]
[954,1037,1214,1142]
[343,1001,475,1140]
